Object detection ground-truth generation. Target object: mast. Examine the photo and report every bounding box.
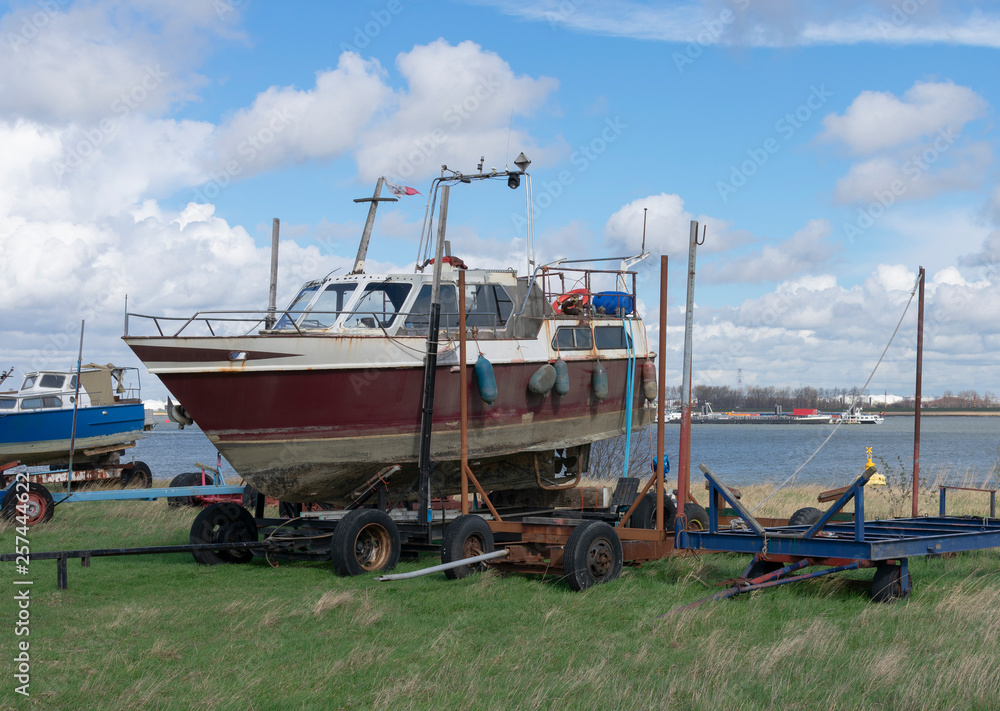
[351,177,398,275]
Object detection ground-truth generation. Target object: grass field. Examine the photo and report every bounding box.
[2,481,1000,710]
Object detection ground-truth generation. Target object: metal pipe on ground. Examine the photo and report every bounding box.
[375,549,509,581]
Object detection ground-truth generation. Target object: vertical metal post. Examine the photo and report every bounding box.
[656,255,668,532]
[66,320,85,496]
[266,218,280,328]
[459,269,469,515]
[677,221,699,531]
[417,185,450,540]
[913,266,925,518]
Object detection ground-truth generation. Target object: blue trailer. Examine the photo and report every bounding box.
[671,462,1000,609]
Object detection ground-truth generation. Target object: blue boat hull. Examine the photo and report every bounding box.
[0,403,146,466]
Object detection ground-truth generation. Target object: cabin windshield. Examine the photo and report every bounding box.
[275,286,319,329]
[343,282,413,329]
[299,283,358,329]
[20,376,36,391]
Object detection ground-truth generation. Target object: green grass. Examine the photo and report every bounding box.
[2,486,1000,710]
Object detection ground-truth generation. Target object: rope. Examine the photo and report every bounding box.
[749,272,922,514]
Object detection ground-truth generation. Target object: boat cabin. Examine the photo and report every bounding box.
[0,365,140,414]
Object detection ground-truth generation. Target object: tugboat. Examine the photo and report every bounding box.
[124,155,656,505]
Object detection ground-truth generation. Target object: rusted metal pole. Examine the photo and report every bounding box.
[913,266,925,517]
[677,221,699,531]
[656,255,668,532]
[459,269,469,515]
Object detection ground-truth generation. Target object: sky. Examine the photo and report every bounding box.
[1,0,998,403]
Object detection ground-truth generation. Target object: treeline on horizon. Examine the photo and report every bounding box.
[661,385,999,411]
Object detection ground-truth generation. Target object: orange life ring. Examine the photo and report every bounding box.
[553,288,590,315]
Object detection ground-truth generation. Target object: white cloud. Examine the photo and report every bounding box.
[820,81,987,155]
[703,219,836,284]
[355,39,560,183]
[212,52,393,178]
[473,0,1000,48]
[603,193,744,256]
[832,142,991,204]
[0,0,240,123]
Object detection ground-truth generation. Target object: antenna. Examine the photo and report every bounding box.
[641,207,647,252]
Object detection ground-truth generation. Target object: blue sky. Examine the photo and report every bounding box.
[1,0,999,401]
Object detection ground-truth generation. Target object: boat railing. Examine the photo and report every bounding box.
[513,262,639,320]
[125,310,307,338]
[125,307,509,339]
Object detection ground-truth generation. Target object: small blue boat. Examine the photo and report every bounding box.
[0,365,147,467]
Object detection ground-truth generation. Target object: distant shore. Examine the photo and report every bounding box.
[883,410,1000,417]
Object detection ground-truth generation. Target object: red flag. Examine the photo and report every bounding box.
[384,179,420,197]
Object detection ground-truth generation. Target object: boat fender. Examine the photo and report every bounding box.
[474,355,498,405]
[641,360,657,402]
[592,360,608,401]
[553,358,570,396]
[528,363,557,395]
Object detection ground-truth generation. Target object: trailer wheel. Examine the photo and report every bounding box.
[189,502,258,565]
[1,482,54,526]
[625,492,677,530]
[681,503,710,531]
[789,507,823,527]
[441,515,494,580]
[872,563,910,603]
[167,472,213,507]
[563,521,623,591]
[331,509,400,576]
[120,461,153,488]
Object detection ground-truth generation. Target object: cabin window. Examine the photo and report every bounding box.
[465,284,514,328]
[300,283,357,329]
[404,285,461,332]
[39,374,65,389]
[344,282,413,329]
[275,286,319,329]
[20,396,62,410]
[0,398,15,410]
[552,326,594,350]
[20,376,36,391]
[595,325,633,350]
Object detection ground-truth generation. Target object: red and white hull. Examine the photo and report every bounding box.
[126,327,649,503]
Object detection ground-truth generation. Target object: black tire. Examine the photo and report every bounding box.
[789,506,823,527]
[331,509,400,577]
[189,502,259,565]
[562,521,623,591]
[681,502,709,531]
[746,559,783,581]
[278,501,300,519]
[872,563,910,603]
[166,472,213,508]
[119,461,153,488]
[625,492,677,530]
[441,515,495,580]
[241,485,261,510]
[1,482,54,526]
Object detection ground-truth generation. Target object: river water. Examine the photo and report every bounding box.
[129,415,1000,490]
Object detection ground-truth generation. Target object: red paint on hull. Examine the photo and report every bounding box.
[158,358,642,449]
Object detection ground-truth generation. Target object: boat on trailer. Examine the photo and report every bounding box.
[124,157,655,505]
